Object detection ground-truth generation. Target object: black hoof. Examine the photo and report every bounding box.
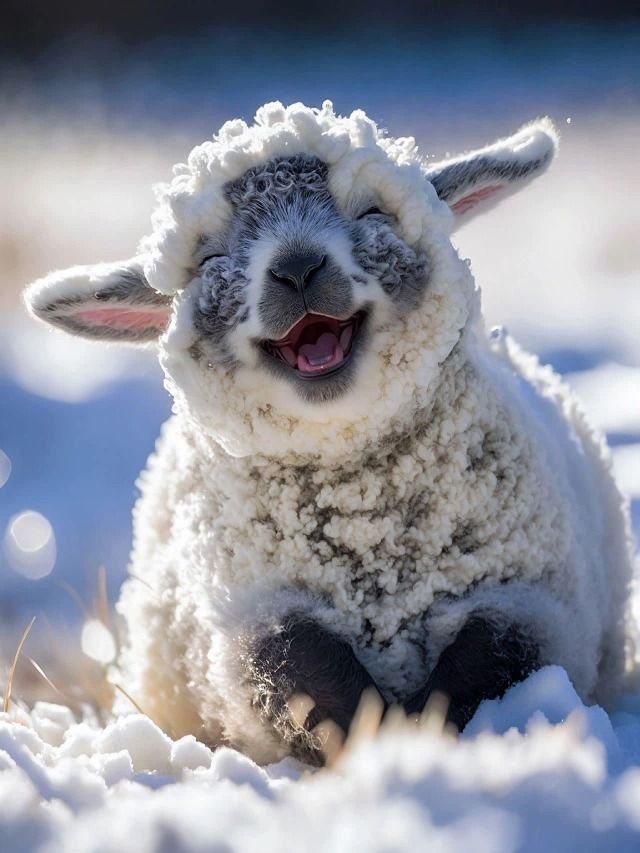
[248,614,385,763]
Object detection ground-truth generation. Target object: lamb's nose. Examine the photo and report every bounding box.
[269,253,326,291]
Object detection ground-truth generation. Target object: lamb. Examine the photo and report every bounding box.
[26,100,637,765]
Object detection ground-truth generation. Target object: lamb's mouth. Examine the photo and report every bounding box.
[260,311,365,379]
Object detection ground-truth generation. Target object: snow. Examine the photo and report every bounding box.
[1,667,640,852]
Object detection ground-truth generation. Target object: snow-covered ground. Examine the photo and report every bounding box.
[2,666,640,852]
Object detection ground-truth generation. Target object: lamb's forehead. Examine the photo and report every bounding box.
[224,153,330,210]
[143,101,447,294]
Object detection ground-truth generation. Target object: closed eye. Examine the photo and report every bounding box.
[357,206,387,219]
[200,253,225,265]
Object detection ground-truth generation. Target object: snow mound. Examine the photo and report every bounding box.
[1,667,640,852]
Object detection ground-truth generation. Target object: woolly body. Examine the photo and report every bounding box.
[26,102,636,764]
[118,318,633,762]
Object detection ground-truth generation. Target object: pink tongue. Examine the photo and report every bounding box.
[297,332,344,373]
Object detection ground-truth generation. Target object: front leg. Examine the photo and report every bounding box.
[405,614,540,730]
[245,613,385,765]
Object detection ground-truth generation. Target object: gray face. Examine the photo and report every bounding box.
[192,154,429,403]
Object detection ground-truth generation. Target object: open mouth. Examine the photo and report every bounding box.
[261,311,365,378]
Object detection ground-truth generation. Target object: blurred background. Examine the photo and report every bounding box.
[1,1,639,704]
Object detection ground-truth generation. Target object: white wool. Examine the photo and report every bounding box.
[100,101,637,762]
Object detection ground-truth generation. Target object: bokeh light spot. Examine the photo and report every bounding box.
[81,619,117,664]
[3,510,56,579]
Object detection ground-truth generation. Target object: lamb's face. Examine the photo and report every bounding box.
[189,154,429,405]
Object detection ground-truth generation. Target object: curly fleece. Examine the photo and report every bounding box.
[114,102,636,763]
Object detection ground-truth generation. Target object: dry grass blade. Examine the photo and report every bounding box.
[345,687,385,750]
[128,572,156,593]
[3,616,36,713]
[28,657,63,697]
[112,682,147,716]
[314,719,345,768]
[419,691,449,735]
[317,690,454,771]
[313,688,387,769]
[380,703,413,733]
[95,565,110,629]
[55,579,89,619]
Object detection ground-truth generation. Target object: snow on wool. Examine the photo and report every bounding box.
[2,668,640,852]
[25,101,637,764]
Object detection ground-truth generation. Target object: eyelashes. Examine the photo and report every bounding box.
[356,206,397,222]
[357,206,385,219]
[196,251,229,272]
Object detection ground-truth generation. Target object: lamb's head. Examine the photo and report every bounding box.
[26,102,557,458]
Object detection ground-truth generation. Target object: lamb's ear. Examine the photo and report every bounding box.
[25,257,172,343]
[425,119,558,226]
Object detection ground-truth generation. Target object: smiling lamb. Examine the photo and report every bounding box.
[26,101,636,764]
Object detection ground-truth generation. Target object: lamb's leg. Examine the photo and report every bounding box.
[244,613,385,764]
[405,614,540,731]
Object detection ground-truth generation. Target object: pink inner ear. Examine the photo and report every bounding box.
[72,306,170,333]
[451,183,503,216]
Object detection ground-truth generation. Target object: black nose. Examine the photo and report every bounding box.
[269,253,326,291]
